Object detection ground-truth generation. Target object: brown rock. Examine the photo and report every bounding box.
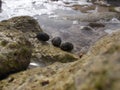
[0,27,32,79]
[0,29,120,90]
[1,16,42,33]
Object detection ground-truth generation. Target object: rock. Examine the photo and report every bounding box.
[51,37,62,47]
[72,4,96,13]
[29,33,78,64]
[0,16,42,33]
[0,29,120,90]
[106,0,120,6]
[80,26,93,30]
[60,42,74,52]
[114,7,120,13]
[0,28,32,79]
[81,29,95,36]
[1,16,78,66]
[63,12,120,22]
[0,15,79,79]
[88,22,105,28]
[32,40,78,63]
[36,32,50,41]
[89,0,120,6]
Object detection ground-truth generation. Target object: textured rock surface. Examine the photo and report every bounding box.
[0,16,42,33]
[0,16,79,69]
[30,38,78,65]
[0,29,120,90]
[0,25,32,78]
[26,29,78,67]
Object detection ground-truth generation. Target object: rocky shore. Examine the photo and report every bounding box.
[0,16,79,77]
[0,16,120,89]
[0,0,120,90]
[0,14,119,89]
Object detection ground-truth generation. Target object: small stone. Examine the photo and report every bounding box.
[41,80,49,86]
[51,37,62,47]
[60,42,74,52]
[88,23,105,28]
[36,32,49,41]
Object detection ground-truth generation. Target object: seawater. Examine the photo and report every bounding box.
[0,0,90,21]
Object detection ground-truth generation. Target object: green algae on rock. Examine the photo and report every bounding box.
[32,41,78,63]
[0,28,32,79]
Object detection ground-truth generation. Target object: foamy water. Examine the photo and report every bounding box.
[0,0,90,21]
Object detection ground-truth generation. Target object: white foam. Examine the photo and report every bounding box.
[109,18,120,23]
[0,0,91,21]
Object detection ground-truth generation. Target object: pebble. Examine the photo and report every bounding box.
[36,32,49,41]
[51,37,62,47]
[60,42,74,52]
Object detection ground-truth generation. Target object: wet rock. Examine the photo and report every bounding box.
[1,16,42,33]
[80,26,93,30]
[90,0,120,6]
[72,4,96,13]
[0,29,120,90]
[32,40,78,63]
[0,16,78,78]
[60,42,74,52]
[93,0,108,5]
[0,27,32,79]
[2,16,78,65]
[36,32,49,41]
[51,37,62,47]
[64,12,120,22]
[88,22,105,28]
[80,26,95,35]
[106,0,120,6]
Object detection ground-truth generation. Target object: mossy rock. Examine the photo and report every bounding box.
[0,16,78,68]
[88,29,120,56]
[0,29,32,79]
[0,16,43,33]
[32,41,79,63]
